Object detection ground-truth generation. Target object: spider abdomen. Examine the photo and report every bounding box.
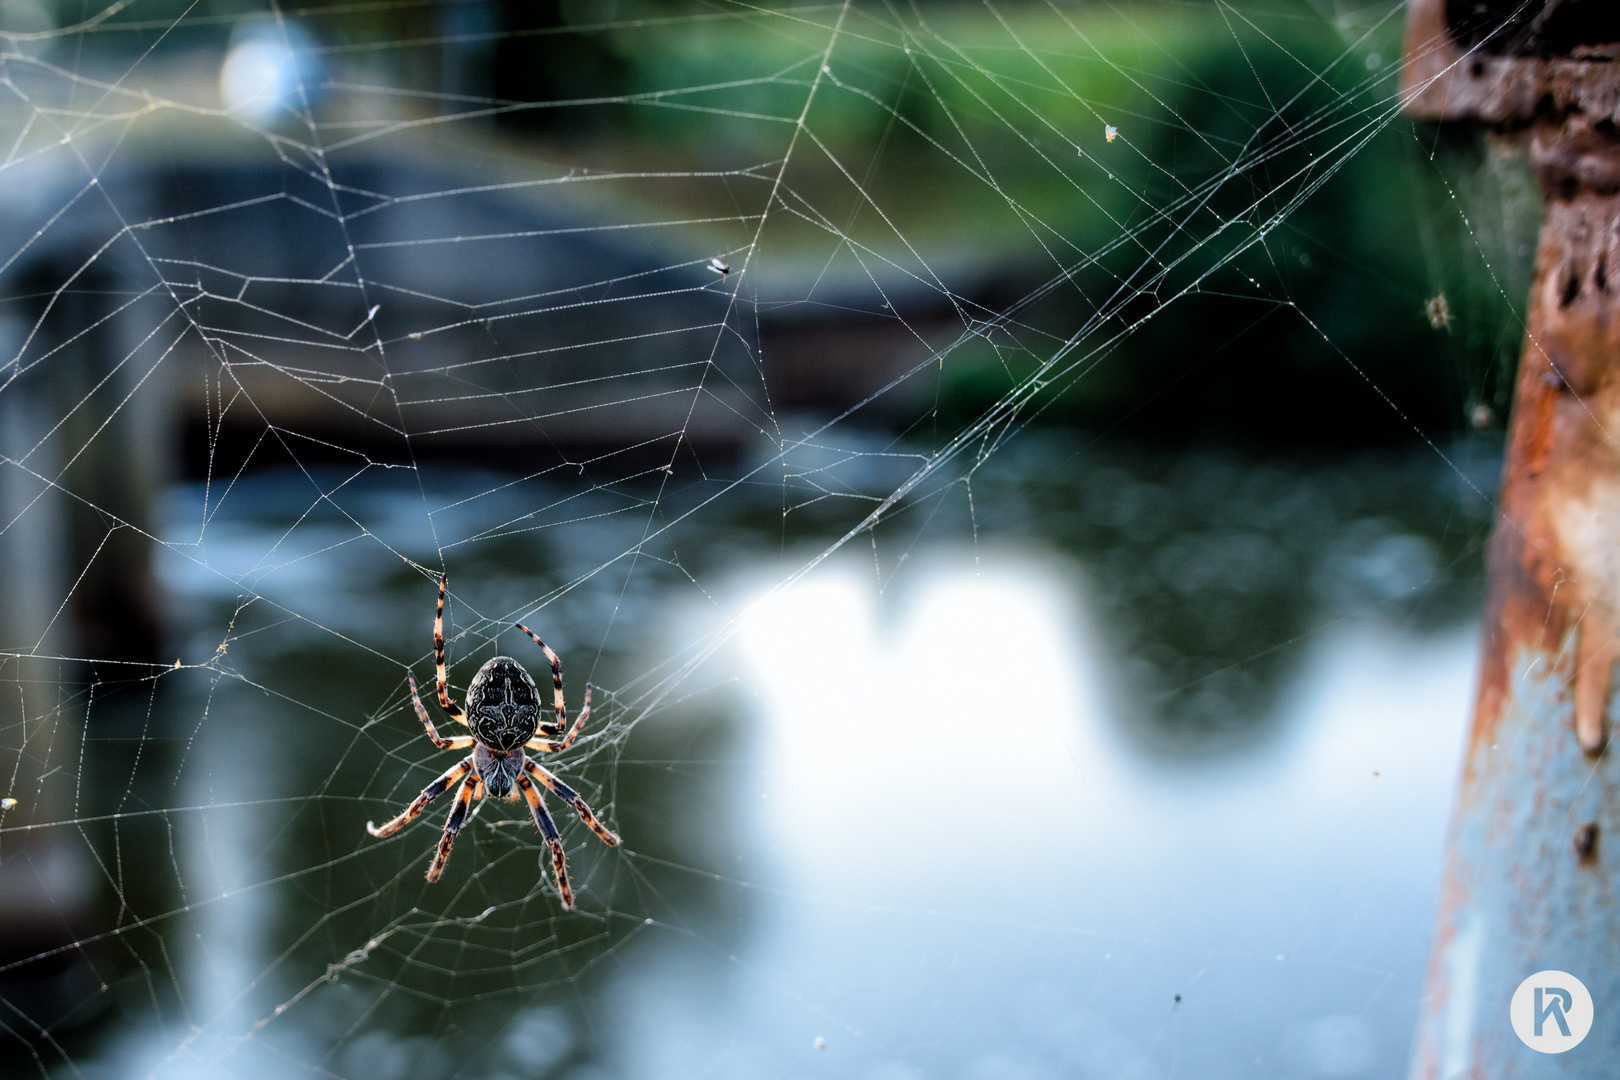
[465,656,542,751]
[474,743,526,800]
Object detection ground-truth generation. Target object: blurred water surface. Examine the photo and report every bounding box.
[66,432,1494,1078]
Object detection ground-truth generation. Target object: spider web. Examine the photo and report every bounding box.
[0,1,1533,1077]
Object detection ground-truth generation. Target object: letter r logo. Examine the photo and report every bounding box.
[1534,986,1573,1037]
[1511,971,1592,1051]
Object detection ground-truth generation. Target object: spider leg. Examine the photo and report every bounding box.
[407,671,474,750]
[517,773,574,910]
[525,682,592,754]
[425,771,481,882]
[523,761,620,847]
[434,574,468,726]
[513,622,571,739]
[366,756,474,838]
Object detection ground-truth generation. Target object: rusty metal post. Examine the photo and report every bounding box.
[1403,2,1620,1076]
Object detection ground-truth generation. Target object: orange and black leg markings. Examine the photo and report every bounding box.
[513,621,575,739]
[426,771,480,882]
[408,671,475,750]
[526,683,592,754]
[435,574,467,724]
[367,757,474,838]
[519,773,574,909]
[525,761,619,847]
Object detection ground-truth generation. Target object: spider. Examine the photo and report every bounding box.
[366,574,619,909]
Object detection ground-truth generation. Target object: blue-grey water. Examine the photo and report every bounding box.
[60,433,1496,1079]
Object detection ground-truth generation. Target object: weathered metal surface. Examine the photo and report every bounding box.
[1402,2,1620,128]
[1405,1,1620,1075]
[1409,193,1620,1079]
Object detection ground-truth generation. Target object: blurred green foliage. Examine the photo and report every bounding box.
[489,0,1538,443]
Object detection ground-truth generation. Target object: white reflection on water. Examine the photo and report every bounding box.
[84,693,318,1079]
[615,549,1473,1079]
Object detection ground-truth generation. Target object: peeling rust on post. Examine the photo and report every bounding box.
[1402,3,1620,130]
[1573,821,1599,863]
[1405,1,1620,1075]
[1500,190,1620,760]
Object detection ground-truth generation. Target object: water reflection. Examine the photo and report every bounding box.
[613,555,1473,1078]
[45,437,1488,1078]
[942,436,1495,751]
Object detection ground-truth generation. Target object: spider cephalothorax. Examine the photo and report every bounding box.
[365,574,620,909]
[473,741,525,800]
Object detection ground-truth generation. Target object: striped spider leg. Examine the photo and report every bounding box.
[514,763,620,911]
[433,574,467,726]
[372,757,479,841]
[426,773,483,883]
[516,772,573,907]
[513,622,593,750]
[406,670,475,751]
